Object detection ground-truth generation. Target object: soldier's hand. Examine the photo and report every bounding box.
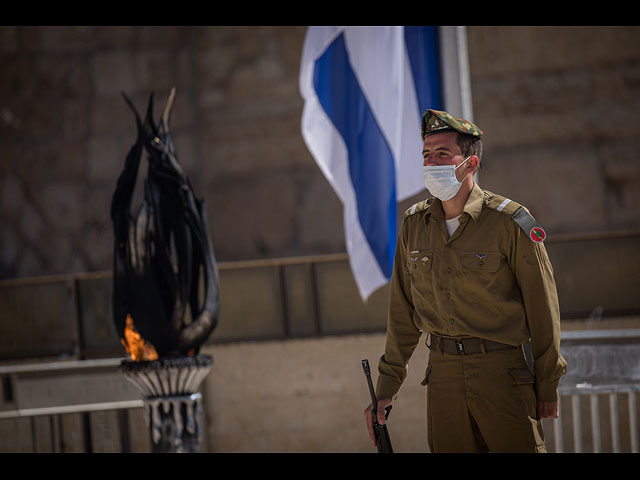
[537,401,559,419]
[363,397,392,447]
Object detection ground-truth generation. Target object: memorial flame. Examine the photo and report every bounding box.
[111,88,220,452]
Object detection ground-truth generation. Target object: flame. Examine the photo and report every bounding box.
[121,314,159,361]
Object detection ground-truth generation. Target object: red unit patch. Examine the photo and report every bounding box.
[530,227,546,243]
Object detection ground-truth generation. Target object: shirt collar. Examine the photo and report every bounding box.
[427,182,484,223]
[463,182,484,222]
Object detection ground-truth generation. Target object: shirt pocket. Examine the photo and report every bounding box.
[406,250,433,275]
[461,251,503,273]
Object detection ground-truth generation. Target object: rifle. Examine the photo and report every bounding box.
[362,359,393,453]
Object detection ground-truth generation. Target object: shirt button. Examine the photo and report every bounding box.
[447,267,452,273]
[446,293,451,299]
[449,318,455,324]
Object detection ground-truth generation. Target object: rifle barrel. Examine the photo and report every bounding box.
[362,359,378,413]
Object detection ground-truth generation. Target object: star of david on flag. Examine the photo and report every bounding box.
[299,26,443,300]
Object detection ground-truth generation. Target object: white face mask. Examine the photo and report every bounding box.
[423,157,470,201]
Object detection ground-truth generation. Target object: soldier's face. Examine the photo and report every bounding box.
[422,132,465,167]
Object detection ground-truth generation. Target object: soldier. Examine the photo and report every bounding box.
[364,109,568,453]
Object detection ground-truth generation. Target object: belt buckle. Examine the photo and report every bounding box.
[454,339,465,354]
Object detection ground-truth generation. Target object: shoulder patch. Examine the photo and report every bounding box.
[483,191,545,243]
[512,207,546,243]
[483,191,521,216]
[404,199,432,218]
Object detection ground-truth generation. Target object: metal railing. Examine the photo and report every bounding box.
[0,358,151,452]
[550,329,640,453]
[553,383,640,453]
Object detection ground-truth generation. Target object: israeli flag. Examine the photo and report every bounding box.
[299,26,442,300]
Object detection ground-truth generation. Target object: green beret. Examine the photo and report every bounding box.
[421,109,483,140]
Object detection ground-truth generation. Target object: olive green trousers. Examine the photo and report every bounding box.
[424,345,546,453]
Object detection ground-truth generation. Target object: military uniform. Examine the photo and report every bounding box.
[374,110,568,453]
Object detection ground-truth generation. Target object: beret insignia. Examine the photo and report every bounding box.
[421,109,483,140]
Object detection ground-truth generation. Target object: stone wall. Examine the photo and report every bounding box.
[0,26,344,280]
[466,26,640,234]
[2,26,640,281]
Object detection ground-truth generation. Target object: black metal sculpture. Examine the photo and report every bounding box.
[111,88,220,358]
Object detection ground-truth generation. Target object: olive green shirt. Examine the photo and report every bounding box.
[376,183,568,402]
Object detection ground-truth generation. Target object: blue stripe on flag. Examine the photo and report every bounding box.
[312,33,396,278]
[404,26,443,114]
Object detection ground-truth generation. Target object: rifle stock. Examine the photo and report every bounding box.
[362,359,393,453]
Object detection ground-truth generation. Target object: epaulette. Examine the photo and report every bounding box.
[404,198,433,218]
[484,191,547,243]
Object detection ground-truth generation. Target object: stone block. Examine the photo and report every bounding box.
[192,48,236,88]
[80,183,113,228]
[90,26,136,50]
[479,143,606,234]
[14,249,44,278]
[19,202,44,245]
[16,100,59,139]
[135,26,188,49]
[61,99,91,141]
[469,27,640,153]
[206,173,295,259]
[37,26,98,54]
[0,225,20,273]
[83,223,112,272]
[39,183,83,232]
[131,49,191,95]
[28,139,87,184]
[40,230,74,275]
[600,141,640,228]
[297,170,345,252]
[468,26,640,77]
[91,96,138,138]
[200,112,311,181]
[0,26,17,54]
[34,55,92,101]
[1,174,25,221]
[90,51,136,98]
[88,135,128,183]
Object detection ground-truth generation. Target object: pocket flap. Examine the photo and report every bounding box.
[508,367,534,385]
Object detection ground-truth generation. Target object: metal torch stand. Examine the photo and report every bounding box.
[120,355,212,453]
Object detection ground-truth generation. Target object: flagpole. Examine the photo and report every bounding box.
[455,26,473,123]
[437,25,477,181]
[437,26,474,121]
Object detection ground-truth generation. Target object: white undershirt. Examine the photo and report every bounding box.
[445,215,461,237]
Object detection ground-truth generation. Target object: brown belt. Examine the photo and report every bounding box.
[428,334,518,355]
